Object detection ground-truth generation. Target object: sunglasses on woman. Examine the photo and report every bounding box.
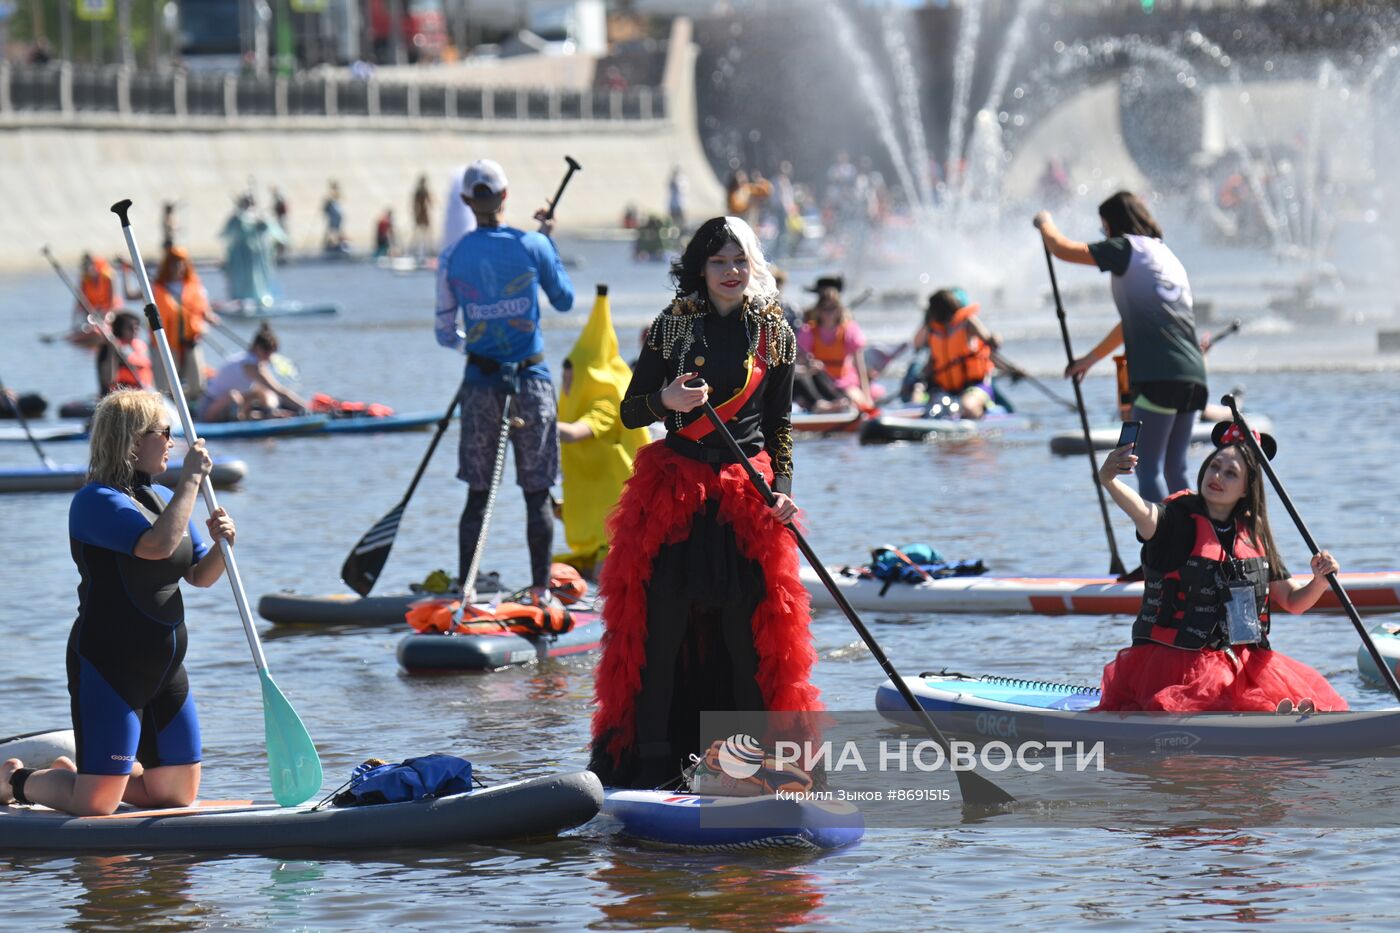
[145,425,172,440]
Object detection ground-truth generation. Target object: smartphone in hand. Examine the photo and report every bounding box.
[1116,420,1142,449]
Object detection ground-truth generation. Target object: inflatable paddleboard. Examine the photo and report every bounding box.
[859,410,1027,445]
[1357,622,1400,689]
[214,300,340,320]
[0,458,248,494]
[0,743,602,852]
[876,672,1400,755]
[397,608,604,672]
[317,411,439,435]
[790,409,863,434]
[1,419,331,444]
[601,788,864,850]
[803,567,1400,616]
[0,728,76,764]
[1049,414,1274,455]
[0,423,89,444]
[258,577,505,627]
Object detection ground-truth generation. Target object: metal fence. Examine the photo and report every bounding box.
[0,63,668,124]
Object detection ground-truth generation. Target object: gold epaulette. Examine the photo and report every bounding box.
[651,297,706,360]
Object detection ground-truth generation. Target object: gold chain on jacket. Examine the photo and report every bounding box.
[648,295,796,369]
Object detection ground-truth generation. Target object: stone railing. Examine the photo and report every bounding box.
[0,63,667,123]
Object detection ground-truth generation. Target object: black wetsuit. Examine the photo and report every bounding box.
[67,478,208,775]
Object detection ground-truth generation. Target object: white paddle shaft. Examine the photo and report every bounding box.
[116,218,269,673]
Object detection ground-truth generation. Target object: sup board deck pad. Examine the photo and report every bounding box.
[601,788,864,851]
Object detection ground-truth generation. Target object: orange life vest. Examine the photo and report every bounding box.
[806,321,855,384]
[405,598,575,637]
[1134,492,1272,651]
[80,259,117,312]
[109,337,153,390]
[924,303,993,393]
[153,278,211,352]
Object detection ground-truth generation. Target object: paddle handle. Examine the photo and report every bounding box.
[1043,242,1127,577]
[1222,395,1400,700]
[112,200,269,673]
[697,400,1014,807]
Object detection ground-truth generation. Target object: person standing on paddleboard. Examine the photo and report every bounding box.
[0,389,235,815]
[436,159,574,605]
[1035,192,1208,504]
[1093,425,1347,713]
[589,216,822,789]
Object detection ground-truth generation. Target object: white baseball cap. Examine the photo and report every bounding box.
[462,160,509,196]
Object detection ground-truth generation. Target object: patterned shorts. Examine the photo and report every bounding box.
[457,377,558,492]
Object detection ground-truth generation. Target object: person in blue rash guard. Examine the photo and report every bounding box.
[436,159,574,604]
[0,389,235,816]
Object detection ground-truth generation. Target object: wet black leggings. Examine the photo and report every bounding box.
[459,487,553,588]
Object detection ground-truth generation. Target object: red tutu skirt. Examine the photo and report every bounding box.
[1095,643,1349,713]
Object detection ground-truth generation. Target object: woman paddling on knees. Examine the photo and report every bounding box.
[1035,192,1208,504]
[1093,424,1347,713]
[588,216,821,789]
[0,389,234,815]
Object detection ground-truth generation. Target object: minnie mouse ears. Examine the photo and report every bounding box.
[1212,421,1277,460]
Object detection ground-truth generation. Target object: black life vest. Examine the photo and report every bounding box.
[1133,493,1272,651]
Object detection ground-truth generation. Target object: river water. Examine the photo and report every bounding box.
[2,227,1399,929]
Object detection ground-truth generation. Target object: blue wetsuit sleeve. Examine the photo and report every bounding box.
[434,244,465,351]
[150,485,211,561]
[528,233,574,312]
[70,485,155,556]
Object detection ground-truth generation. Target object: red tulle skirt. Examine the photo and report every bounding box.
[1095,643,1349,713]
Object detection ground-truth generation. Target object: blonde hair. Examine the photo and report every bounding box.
[723,215,779,303]
[88,389,168,489]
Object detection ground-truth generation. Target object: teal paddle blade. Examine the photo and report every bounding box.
[259,668,323,807]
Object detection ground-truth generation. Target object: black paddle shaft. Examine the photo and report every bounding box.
[341,391,462,595]
[989,349,1076,412]
[1207,319,1242,349]
[1223,396,1400,701]
[544,157,582,220]
[0,373,55,469]
[1042,242,1128,578]
[41,245,150,388]
[693,394,1016,808]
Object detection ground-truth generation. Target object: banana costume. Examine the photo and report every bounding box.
[555,286,650,574]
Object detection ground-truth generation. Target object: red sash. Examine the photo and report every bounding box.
[674,331,768,441]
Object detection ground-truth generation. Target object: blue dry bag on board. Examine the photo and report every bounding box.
[332,754,474,807]
[867,544,988,587]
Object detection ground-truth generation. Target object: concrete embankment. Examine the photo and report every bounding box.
[0,22,722,273]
